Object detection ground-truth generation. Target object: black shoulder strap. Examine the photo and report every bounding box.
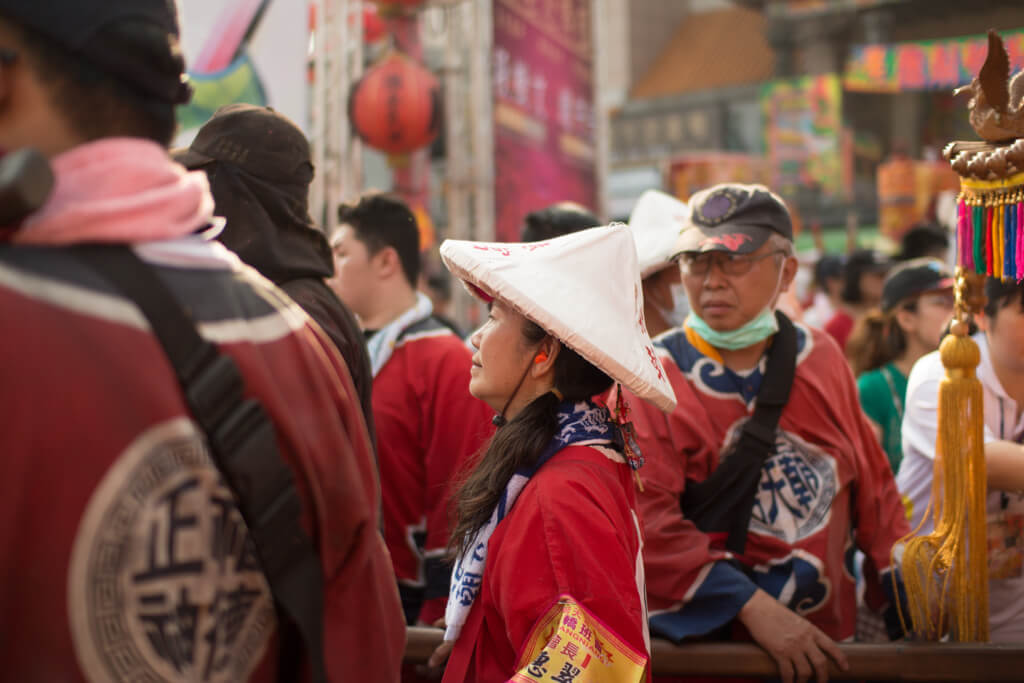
[74,244,327,683]
[680,311,798,555]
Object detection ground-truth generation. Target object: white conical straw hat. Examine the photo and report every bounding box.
[628,189,691,278]
[440,224,676,412]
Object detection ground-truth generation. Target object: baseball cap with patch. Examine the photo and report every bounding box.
[673,183,792,256]
[0,0,192,104]
[173,104,313,186]
[881,257,955,313]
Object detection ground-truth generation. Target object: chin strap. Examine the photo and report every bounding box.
[492,353,540,427]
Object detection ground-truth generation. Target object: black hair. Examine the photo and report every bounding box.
[4,17,179,145]
[426,269,452,301]
[983,277,1024,319]
[520,202,599,243]
[337,192,421,287]
[841,250,889,305]
[898,224,950,261]
[449,317,612,557]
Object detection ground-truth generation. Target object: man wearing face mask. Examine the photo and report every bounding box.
[628,189,690,337]
[619,184,909,683]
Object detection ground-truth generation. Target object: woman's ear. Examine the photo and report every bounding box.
[529,339,559,379]
[895,307,917,334]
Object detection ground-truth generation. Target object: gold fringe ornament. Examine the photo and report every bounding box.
[903,29,1024,640]
[899,270,989,641]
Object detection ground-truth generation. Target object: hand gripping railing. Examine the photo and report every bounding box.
[405,626,1024,680]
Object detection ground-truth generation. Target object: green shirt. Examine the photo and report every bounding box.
[856,362,908,473]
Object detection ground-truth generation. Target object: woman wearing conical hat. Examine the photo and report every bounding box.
[427,225,676,682]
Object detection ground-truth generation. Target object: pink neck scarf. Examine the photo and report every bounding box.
[13,138,215,246]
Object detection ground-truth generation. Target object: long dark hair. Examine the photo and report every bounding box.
[449,317,612,557]
[845,300,917,376]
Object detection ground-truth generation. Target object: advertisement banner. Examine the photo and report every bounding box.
[493,0,596,243]
[844,29,1024,93]
[174,0,309,143]
[761,74,844,201]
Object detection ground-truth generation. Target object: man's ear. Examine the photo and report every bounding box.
[779,255,799,293]
[372,246,401,280]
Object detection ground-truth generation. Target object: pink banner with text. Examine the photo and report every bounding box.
[492,0,596,243]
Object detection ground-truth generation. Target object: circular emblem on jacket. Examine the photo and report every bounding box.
[721,421,838,544]
[68,418,275,682]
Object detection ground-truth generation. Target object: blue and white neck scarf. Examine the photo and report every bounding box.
[444,400,623,641]
[366,292,433,376]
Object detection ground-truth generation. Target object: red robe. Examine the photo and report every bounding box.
[373,318,495,625]
[623,324,907,660]
[0,241,405,682]
[443,445,651,683]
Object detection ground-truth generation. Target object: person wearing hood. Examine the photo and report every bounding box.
[628,190,691,337]
[428,224,676,682]
[619,184,908,683]
[174,104,375,437]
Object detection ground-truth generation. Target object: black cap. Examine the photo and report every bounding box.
[881,257,955,312]
[173,104,313,186]
[674,183,792,255]
[0,0,191,104]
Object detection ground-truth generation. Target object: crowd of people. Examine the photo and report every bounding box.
[3,2,1024,683]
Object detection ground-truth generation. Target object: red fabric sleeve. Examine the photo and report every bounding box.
[621,375,734,615]
[289,324,407,682]
[829,348,910,610]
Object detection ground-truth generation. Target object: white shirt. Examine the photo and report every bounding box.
[897,332,1024,642]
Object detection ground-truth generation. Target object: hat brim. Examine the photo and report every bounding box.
[171,146,215,170]
[672,224,773,257]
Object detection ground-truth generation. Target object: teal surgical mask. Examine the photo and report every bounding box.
[686,308,779,350]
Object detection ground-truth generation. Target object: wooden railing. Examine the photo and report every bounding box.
[405,626,1024,680]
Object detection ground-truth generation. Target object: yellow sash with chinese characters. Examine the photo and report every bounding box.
[512,595,648,683]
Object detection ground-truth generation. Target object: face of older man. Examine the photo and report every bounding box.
[680,240,798,332]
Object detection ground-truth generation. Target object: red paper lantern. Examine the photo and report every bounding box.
[349,52,440,155]
[361,5,386,44]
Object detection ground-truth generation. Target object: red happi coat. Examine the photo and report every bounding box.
[0,240,405,682]
[444,445,651,683]
[372,318,495,625]
[625,323,908,656]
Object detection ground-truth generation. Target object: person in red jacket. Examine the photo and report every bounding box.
[429,224,678,683]
[331,193,495,627]
[0,3,404,681]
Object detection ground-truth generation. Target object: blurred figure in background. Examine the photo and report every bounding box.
[825,249,892,351]
[519,201,598,242]
[803,253,845,329]
[846,259,954,473]
[420,268,464,338]
[175,103,375,438]
[628,189,690,337]
[331,193,494,628]
[896,223,950,262]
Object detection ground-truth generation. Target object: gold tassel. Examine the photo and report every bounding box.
[899,269,989,641]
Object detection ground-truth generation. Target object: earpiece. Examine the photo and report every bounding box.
[534,351,548,364]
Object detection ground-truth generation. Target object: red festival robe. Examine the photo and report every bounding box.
[444,445,652,683]
[623,323,908,658]
[372,318,495,625]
